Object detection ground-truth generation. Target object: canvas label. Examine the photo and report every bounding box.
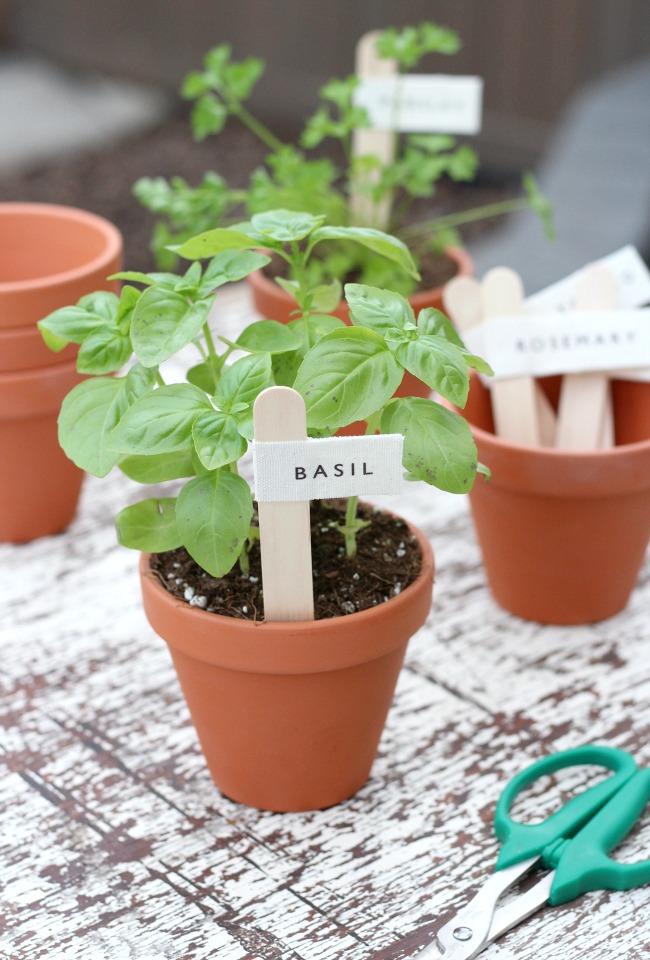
[526,245,650,312]
[463,309,650,379]
[253,434,404,503]
[353,74,483,134]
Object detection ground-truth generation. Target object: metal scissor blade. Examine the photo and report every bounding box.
[430,857,540,960]
[486,870,554,947]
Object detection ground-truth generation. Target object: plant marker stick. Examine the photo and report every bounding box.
[253,386,314,622]
[481,267,554,446]
[350,30,397,230]
[554,265,618,449]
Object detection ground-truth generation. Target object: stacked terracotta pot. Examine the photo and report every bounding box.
[0,204,122,542]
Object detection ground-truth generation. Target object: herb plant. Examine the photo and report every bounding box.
[135,22,553,290]
[39,209,489,584]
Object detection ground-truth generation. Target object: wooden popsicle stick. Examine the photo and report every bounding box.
[443,275,483,332]
[349,30,397,229]
[253,387,314,622]
[555,265,618,450]
[481,267,554,446]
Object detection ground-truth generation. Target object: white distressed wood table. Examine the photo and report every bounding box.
[2,283,649,960]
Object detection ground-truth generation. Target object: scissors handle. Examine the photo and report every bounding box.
[494,745,637,870]
[549,767,650,904]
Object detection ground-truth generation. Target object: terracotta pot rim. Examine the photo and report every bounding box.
[140,515,434,675]
[0,202,122,295]
[248,245,473,306]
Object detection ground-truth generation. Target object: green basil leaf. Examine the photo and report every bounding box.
[198,249,271,296]
[77,327,133,375]
[310,279,342,313]
[381,396,478,493]
[111,383,213,455]
[115,498,182,552]
[417,307,465,344]
[187,361,219,393]
[131,286,214,367]
[216,353,274,411]
[294,327,403,429]
[176,471,253,577]
[395,335,470,406]
[235,320,300,354]
[118,450,196,483]
[58,377,124,477]
[173,228,259,260]
[344,283,415,332]
[76,291,121,321]
[311,225,420,279]
[38,305,107,347]
[109,271,157,286]
[250,209,325,242]
[192,410,247,470]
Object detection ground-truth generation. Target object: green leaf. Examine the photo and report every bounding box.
[118,450,196,483]
[131,286,214,367]
[58,377,124,477]
[344,283,415,332]
[417,307,465,345]
[311,225,420,279]
[187,361,218,393]
[191,94,228,140]
[235,320,299,354]
[115,498,182,552]
[250,209,325,242]
[381,397,478,493]
[310,279,342,313]
[294,327,403,429]
[176,471,253,577]
[38,303,114,348]
[111,383,213,455]
[198,249,270,296]
[192,410,247,470]
[109,271,157,286]
[216,353,274,412]
[173,227,259,260]
[395,336,470,406]
[77,326,133,374]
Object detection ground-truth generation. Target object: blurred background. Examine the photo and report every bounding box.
[1,0,649,285]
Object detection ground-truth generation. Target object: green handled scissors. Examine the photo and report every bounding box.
[420,745,650,960]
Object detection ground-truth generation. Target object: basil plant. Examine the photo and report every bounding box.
[39,209,489,579]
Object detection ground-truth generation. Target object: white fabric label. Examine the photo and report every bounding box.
[253,434,404,503]
[353,75,483,134]
[463,309,650,380]
[526,245,650,313]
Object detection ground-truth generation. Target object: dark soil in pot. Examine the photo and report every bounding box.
[150,498,422,621]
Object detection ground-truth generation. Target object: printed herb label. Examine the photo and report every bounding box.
[253,434,404,502]
[463,308,650,379]
[353,74,483,134]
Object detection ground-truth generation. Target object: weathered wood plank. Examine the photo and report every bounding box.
[1,283,649,960]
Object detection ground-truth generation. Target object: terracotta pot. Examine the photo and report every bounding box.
[0,360,86,542]
[248,246,473,405]
[0,204,122,541]
[450,373,650,624]
[139,520,434,812]
[0,203,122,370]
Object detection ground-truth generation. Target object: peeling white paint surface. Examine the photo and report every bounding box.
[1,283,649,959]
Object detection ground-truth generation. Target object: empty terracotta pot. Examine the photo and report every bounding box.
[0,360,86,542]
[140,519,434,812]
[451,373,650,624]
[0,202,122,370]
[0,203,122,541]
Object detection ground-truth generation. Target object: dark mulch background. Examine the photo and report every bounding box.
[151,499,422,621]
[0,101,518,275]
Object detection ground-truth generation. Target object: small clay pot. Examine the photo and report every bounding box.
[0,203,122,541]
[450,373,650,624]
[0,203,122,369]
[139,519,434,812]
[0,360,86,542]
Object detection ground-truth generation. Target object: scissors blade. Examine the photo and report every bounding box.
[429,857,540,960]
[486,870,554,947]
